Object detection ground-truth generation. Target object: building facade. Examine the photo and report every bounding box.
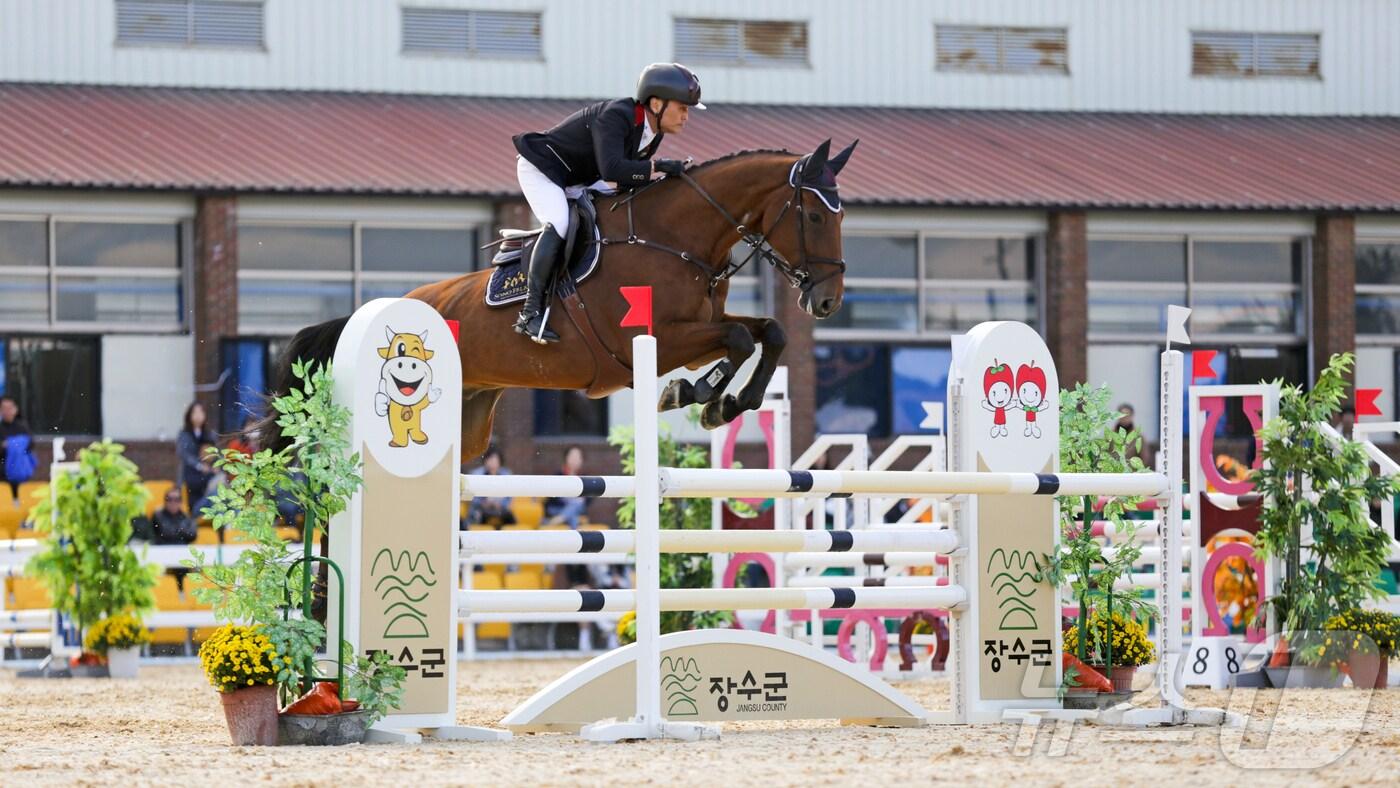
[1,0,1398,480]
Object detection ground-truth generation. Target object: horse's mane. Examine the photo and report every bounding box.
[687,148,796,173]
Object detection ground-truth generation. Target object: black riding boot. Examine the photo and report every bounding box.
[514,224,563,344]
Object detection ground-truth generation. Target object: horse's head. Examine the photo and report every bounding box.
[762,139,857,319]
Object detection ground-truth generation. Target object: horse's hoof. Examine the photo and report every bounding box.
[658,379,694,412]
[700,395,740,430]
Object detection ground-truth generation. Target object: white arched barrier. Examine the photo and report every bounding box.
[331,297,1229,742]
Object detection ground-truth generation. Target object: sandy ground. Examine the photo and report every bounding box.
[3,661,1400,787]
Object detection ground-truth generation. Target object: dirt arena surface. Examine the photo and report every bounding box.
[3,660,1399,786]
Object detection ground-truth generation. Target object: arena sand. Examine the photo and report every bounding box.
[3,661,1400,786]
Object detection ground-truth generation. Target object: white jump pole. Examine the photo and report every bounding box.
[460,528,959,555]
[461,585,969,614]
[660,468,1168,498]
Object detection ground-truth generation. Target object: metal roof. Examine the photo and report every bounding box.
[1,83,1398,211]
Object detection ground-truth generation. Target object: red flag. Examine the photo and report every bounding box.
[619,286,653,335]
[444,319,460,344]
[1357,388,1384,417]
[1191,350,1218,381]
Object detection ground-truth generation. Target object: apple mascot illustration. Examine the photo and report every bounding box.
[982,360,1015,438]
[1015,362,1049,439]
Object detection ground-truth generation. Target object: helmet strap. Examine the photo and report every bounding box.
[651,99,670,133]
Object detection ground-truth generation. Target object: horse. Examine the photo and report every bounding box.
[267,139,857,460]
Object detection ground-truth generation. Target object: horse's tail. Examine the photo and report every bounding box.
[251,315,352,452]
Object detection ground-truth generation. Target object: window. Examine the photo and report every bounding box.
[1356,241,1400,339]
[822,233,1038,338]
[936,25,1068,75]
[674,18,808,67]
[534,391,608,437]
[237,223,480,334]
[814,344,952,439]
[0,216,187,330]
[1,336,102,435]
[1087,236,1303,340]
[1191,32,1320,79]
[116,0,264,49]
[402,8,542,59]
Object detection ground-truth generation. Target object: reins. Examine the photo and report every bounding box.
[597,158,847,295]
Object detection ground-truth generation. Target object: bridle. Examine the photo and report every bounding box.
[601,157,847,296]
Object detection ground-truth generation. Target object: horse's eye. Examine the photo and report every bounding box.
[808,212,824,225]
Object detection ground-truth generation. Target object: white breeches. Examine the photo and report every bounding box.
[516,156,616,239]
[517,156,570,238]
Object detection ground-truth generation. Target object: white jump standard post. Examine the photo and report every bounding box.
[581,334,717,741]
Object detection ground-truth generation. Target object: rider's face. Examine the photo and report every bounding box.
[649,99,690,134]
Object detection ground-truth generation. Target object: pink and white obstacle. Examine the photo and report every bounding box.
[328,296,1226,743]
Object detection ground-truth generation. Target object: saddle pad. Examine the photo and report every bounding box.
[485,221,602,307]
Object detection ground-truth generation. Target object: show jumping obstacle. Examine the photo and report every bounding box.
[328,296,1225,743]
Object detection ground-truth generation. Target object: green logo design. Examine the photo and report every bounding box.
[987,548,1040,631]
[660,655,701,717]
[370,549,438,639]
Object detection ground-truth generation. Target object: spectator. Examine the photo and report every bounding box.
[225,415,258,458]
[1,395,36,503]
[177,402,217,514]
[465,445,516,528]
[544,445,589,527]
[152,489,197,545]
[1115,403,1152,468]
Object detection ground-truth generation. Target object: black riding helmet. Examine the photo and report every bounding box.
[635,63,706,109]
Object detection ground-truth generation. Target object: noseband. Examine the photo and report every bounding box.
[602,159,847,295]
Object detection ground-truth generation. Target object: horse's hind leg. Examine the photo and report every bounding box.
[461,388,504,460]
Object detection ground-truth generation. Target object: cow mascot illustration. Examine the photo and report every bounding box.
[374,327,443,448]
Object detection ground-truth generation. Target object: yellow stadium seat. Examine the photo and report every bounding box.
[580,523,610,532]
[0,506,23,540]
[0,485,13,508]
[16,481,48,517]
[540,524,570,531]
[470,572,510,640]
[512,498,544,527]
[12,577,52,609]
[276,526,301,542]
[183,573,221,610]
[474,564,506,584]
[504,571,544,590]
[194,526,220,545]
[500,523,537,532]
[153,575,184,611]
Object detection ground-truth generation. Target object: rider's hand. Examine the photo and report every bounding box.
[653,158,686,177]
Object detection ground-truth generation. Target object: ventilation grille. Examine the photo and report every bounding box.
[116,0,263,48]
[403,8,542,58]
[675,17,808,67]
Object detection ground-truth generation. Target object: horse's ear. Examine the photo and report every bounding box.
[805,139,832,177]
[828,139,859,176]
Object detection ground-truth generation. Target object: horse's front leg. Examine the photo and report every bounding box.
[655,321,755,426]
[723,315,787,414]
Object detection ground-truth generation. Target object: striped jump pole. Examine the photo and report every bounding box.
[658,468,1169,499]
[460,474,636,500]
[460,585,969,614]
[783,551,945,569]
[460,528,959,556]
[786,575,952,589]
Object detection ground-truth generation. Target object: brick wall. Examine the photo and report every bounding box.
[1044,210,1088,387]
[192,195,239,417]
[1312,214,1357,381]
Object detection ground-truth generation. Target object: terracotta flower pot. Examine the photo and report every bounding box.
[219,684,280,746]
[1109,665,1138,693]
[1345,650,1390,690]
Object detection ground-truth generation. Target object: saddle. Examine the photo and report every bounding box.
[485,194,602,307]
[483,192,632,398]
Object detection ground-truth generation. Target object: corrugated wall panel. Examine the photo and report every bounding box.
[0,0,1396,114]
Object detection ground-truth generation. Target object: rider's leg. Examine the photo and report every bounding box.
[515,156,571,343]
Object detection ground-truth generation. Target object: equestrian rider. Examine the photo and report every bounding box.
[510,62,704,343]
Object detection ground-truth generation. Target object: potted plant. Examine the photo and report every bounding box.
[26,440,159,676]
[83,612,151,679]
[1254,353,1400,686]
[1042,384,1158,701]
[1320,608,1400,689]
[610,418,732,642]
[188,359,405,746]
[199,623,282,745]
[1063,609,1155,692]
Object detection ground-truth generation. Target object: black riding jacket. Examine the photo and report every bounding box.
[513,98,663,189]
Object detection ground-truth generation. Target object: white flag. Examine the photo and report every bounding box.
[1166,305,1191,346]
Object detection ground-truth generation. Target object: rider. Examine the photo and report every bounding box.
[510,62,704,343]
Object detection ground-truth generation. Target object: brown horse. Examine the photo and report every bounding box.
[270,139,857,459]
